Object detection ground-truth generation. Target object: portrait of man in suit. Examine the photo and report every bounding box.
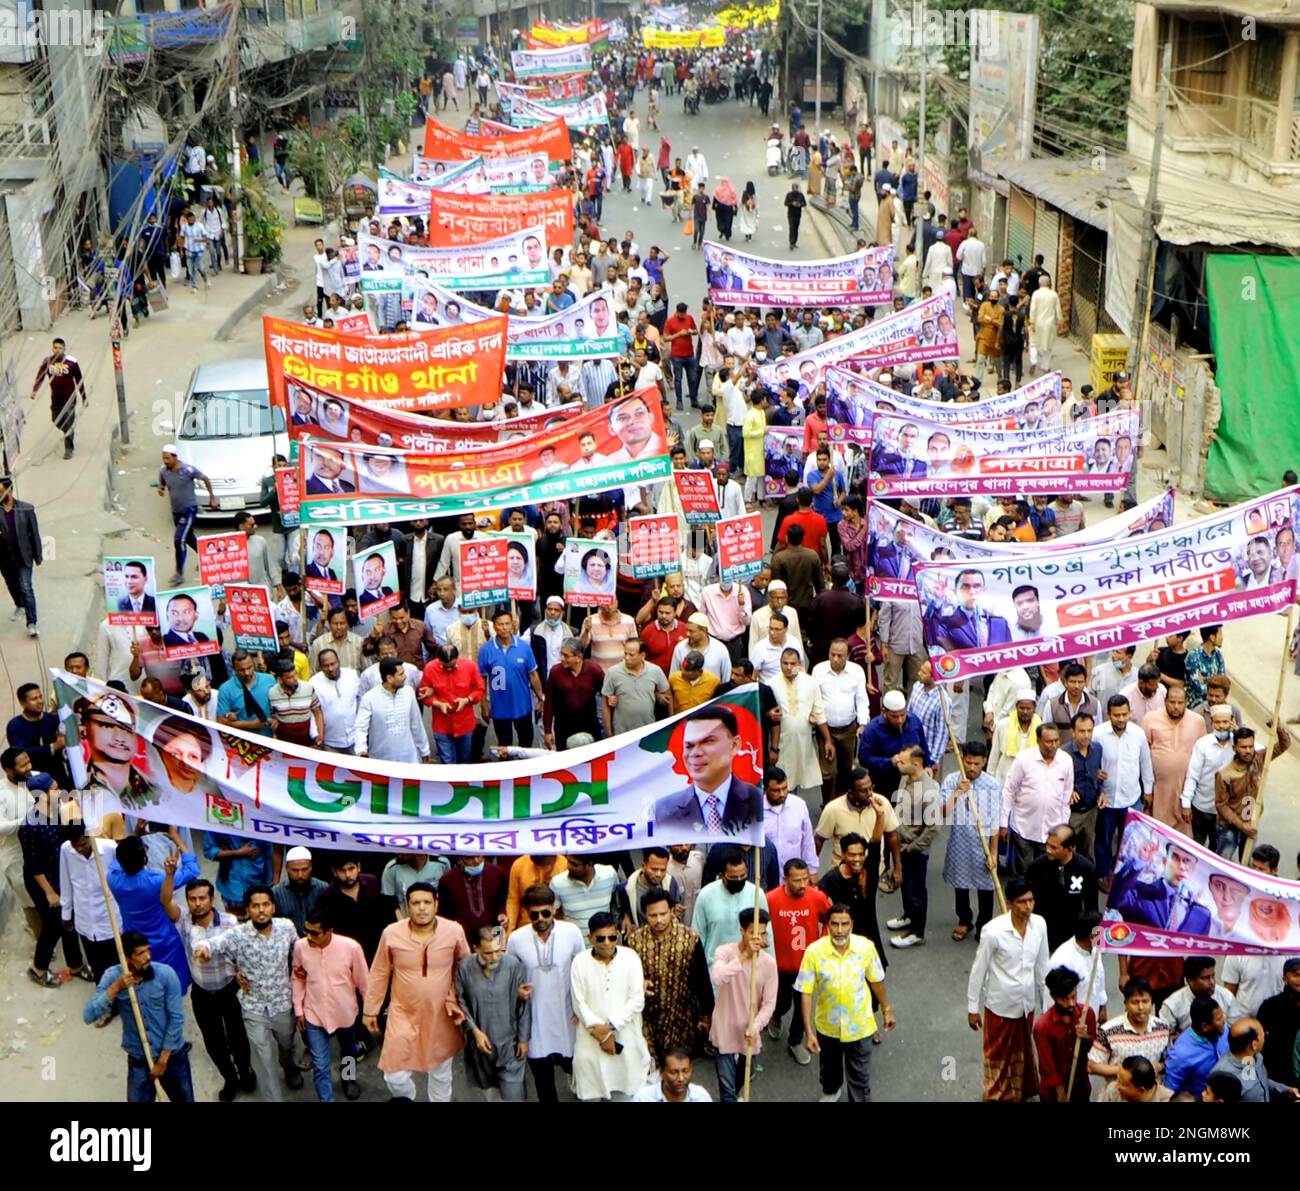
[871,421,928,478]
[357,552,394,609]
[928,568,1012,651]
[290,388,316,427]
[305,445,356,496]
[707,250,742,293]
[306,530,339,585]
[115,559,155,615]
[1109,840,1212,935]
[162,593,211,649]
[653,705,762,837]
[871,524,913,582]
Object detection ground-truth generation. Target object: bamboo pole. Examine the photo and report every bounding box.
[90,841,166,1097]
[1246,604,1294,860]
[1066,942,1100,1101]
[938,686,1006,914]
[740,844,763,1102]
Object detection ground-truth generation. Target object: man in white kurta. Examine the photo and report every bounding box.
[1027,276,1064,375]
[569,914,653,1100]
[354,661,430,763]
[506,890,586,1102]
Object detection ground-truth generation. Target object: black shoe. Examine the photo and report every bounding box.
[343,1079,361,1101]
[218,1079,238,1102]
[1103,495,1115,508]
[63,448,73,460]
[285,1068,304,1091]
[239,1070,256,1093]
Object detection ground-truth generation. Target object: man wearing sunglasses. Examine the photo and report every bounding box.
[506,884,586,1104]
[570,911,654,1100]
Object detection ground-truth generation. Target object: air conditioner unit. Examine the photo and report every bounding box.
[22,118,50,146]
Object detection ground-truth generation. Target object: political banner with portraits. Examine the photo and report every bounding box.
[196,533,249,601]
[628,514,683,579]
[425,189,574,254]
[377,171,440,219]
[511,44,593,79]
[285,378,580,453]
[262,315,508,416]
[296,388,670,527]
[509,92,609,132]
[717,513,766,583]
[826,367,1064,432]
[459,537,510,609]
[156,584,220,661]
[333,312,373,335]
[414,150,553,194]
[756,293,960,393]
[55,671,764,854]
[225,584,277,652]
[353,541,400,619]
[912,486,1300,680]
[356,230,550,293]
[866,409,1140,498]
[564,537,618,607]
[302,526,346,596]
[502,531,537,603]
[104,556,158,628]
[704,241,894,307]
[274,467,300,530]
[866,490,1178,602]
[673,470,721,525]
[423,116,573,166]
[762,426,808,498]
[1101,812,1300,956]
[418,156,491,195]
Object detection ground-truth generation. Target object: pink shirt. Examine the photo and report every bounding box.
[1119,679,1166,726]
[292,934,370,1031]
[709,942,778,1056]
[1001,749,1074,843]
[700,583,752,642]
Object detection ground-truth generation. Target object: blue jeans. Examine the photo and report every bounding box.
[1215,825,1246,863]
[173,505,199,573]
[305,1021,357,1102]
[434,732,474,764]
[713,1051,753,1103]
[848,197,860,229]
[670,356,700,407]
[1096,806,1131,878]
[0,556,37,625]
[186,246,209,287]
[127,1042,194,1103]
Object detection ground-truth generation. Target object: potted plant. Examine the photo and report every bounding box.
[237,172,285,275]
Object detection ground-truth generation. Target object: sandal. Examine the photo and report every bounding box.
[878,876,898,895]
[952,924,971,942]
[27,968,60,988]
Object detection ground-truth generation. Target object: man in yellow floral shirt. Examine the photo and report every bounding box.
[796,903,896,1101]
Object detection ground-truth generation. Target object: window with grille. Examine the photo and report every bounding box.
[1249,27,1284,101]
[1172,20,1231,106]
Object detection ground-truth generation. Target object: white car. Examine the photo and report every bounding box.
[164,359,287,519]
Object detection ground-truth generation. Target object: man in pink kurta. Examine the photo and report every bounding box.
[1142,685,1204,832]
[708,907,778,1102]
[362,882,470,1101]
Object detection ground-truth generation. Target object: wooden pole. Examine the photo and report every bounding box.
[1066,942,1100,1101]
[90,841,166,1097]
[740,844,763,1103]
[1246,603,1294,860]
[938,687,1007,914]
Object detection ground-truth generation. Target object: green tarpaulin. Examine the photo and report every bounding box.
[1205,254,1300,502]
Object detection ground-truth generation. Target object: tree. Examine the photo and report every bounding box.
[356,0,427,167]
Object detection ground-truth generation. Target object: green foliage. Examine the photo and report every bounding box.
[355,0,427,166]
[284,125,363,201]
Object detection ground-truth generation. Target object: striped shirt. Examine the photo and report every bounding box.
[268,681,320,729]
[179,907,240,992]
[1086,1013,1171,1073]
[549,865,622,937]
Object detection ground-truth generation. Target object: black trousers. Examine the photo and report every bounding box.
[772,969,803,1048]
[527,1053,572,1103]
[1190,807,1217,850]
[80,935,119,981]
[191,978,253,1083]
[492,715,534,748]
[955,887,995,931]
[25,877,82,972]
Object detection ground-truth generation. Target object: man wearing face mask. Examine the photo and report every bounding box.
[527,595,570,676]
[699,573,752,664]
[691,849,770,970]
[1181,705,1238,849]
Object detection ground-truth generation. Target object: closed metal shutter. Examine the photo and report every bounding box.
[1071,221,1106,342]
[1033,202,1060,280]
[1006,186,1034,275]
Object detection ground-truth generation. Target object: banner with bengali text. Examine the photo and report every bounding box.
[424,189,573,253]
[717,513,766,582]
[705,241,894,306]
[509,92,610,131]
[913,486,1300,679]
[422,117,573,166]
[419,156,491,195]
[629,514,683,579]
[225,585,277,652]
[357,229,550,292]
[642,26,724,47]
[54,672,765,854]
[826,368,1064,431]
[511,44,594,79]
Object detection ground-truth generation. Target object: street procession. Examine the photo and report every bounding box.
[2,0,1299,1151]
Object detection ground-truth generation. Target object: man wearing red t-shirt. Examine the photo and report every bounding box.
[856,125,875,174]
[766,859,832,1063]
[640,596,689,674]
[662,302,700,411]
[616,138,636,192]
[776,489,830,563]
[801,395,829,457]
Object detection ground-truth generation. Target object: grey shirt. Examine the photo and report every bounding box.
[160,463,209,514]
[601,661,668,733]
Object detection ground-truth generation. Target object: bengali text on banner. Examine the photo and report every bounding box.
[424,189,573,253]
[422,117,573,166]
[705,241,894,307]
[827,367,1064,430]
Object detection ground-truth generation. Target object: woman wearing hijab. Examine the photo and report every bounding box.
[711,178,738,242]
[738,182,758,242]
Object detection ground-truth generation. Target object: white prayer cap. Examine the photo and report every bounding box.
[697,438,716,451]
[162,443,179,456]
[882,690,907,711]
[1014,688,1037,705]
[767,579,787,592]
[285,846,313,863]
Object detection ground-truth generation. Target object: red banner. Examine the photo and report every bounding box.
[426,189,574,253]
[263,316,508,416]
[197,534,250,589]
[225,584,277,652]
[459,538,511,609]
[628,514,681,579]
[333,312,372,334]
[423,117,572,165]
[717,513,766,583]
[673,470,721,524]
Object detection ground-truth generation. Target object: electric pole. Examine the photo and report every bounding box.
[1129,40,1172,386]
[916,0,927,265]
[814,0,823,132]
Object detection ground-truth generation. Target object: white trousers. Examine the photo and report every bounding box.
[640,175,655,205]
[384,1059,454,1102]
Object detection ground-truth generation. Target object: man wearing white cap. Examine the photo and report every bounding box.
[527,595,570,676]
[858,690,927,798]
[988,689,1041,784]
[670,612,732,683]
[749,580,802,652]
[273,847,328,936]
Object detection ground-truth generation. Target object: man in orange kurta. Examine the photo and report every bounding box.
[363,881,470,1101]
[505,854,568,934]
[1143,685,1204,832]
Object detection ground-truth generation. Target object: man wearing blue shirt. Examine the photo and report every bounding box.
[478,609,543,748]
[83,930,193,1102]
[1163,995,1229,1097]
[217,649,277,736]
[858,690,927,797]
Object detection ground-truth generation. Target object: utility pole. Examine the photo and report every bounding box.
[814,0,823,132]
[108,265,130,447]
[915,0,927,264]
[230,53,244,272]
[1129,40,1172,387]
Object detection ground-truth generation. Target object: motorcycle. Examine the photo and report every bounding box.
[684,89,700,115]
[765,138,782,176]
